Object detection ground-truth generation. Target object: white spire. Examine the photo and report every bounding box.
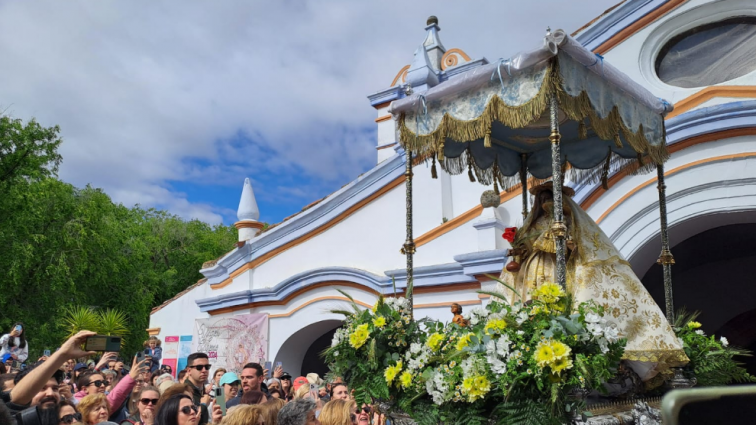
[423,16,446,72]
[237,178,260,222]
[406,43,439,91]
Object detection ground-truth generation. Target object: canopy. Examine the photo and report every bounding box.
[389,30,674,188]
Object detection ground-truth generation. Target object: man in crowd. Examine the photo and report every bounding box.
[330,382,349,400]
[183,352,211,424]
[226,362,267,408]
[5,331,97,417]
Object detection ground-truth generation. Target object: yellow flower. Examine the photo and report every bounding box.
[384,361,403,384]
[461,375,490,402]
[687,321,702,329]
[372,316,386,328]
[533,282,564,304]
[349,324,370,349]
[399,371,412,388]
[372,302,379,313]
[484,319,507,335]
[456,333,474,351]
[550,341,571,359]
[534,341,555,367]
[427,333,444,351]
[550,356,573,375]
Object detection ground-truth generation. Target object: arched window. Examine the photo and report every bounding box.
[655,17,756,88]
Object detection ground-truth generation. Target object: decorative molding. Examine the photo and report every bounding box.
[368,86,406,107]
[207,154,407,289]
[666,87,756,119]
[454,249,509,277]
[234,221,265,230]
[146,327,161,336]
[376,142,397,151]
[415,300,481,309]
[577,101,756,210]
[440,48,472,70]
[374,114,392,123]
[596,152,756,224]
[384,263,477,289]
[390,65,410,87]
[267,297,374,318]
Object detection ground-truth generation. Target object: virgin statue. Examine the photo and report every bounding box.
[499,182,687,383]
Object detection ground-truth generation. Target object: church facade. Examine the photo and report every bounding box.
[149,0,756,376]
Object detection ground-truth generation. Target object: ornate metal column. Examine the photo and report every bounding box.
[549,92,568,290]
[401,149,416,318]
[520,153,529,219]
[656,164,675,324]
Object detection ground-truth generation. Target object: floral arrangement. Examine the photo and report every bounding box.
[325,283,627,425]
[674,310,756,387]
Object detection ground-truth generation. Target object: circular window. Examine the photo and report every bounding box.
[655,17,756,88]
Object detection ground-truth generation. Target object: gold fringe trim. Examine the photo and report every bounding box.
[399,58,669,189]
[622,349,689,367]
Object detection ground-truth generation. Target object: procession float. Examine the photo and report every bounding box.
[325,26,754,425]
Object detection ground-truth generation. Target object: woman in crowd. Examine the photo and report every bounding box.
[58,400,82,424]
[221,404,265,425]
[208,367,225,397]
[278,399,319,425]
[0,322,29,363]
[318,399,357,425]
[145,337,163,374]
[268,388,284,399]
[154,393,221,425]
[155,383,194,414]
[74,355,149,413]
[263,398,285,425]
[241,390,267,405]
[79,393,110,425]
[121,385,160,425]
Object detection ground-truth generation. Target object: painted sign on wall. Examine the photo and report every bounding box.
[192,313,268,373]
[177,335,193,373]
[161,336,179,377]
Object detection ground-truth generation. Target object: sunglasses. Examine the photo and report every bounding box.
[87,380,105,388]
[180,405,199,415]
[189,364,211,371]
[362,406,372,414]
[60,412,82,424]
[140,398,159,405]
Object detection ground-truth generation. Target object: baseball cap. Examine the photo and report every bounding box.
[73,363,88,372]
[292,376,309,391]
[306,373,323,386]
[280,372,292,380]
[219,372,241,386]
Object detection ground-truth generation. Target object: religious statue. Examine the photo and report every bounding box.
[499,182,687,383]
[451,303,468,327]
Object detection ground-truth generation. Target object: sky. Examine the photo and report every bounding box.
[0,0,620,225]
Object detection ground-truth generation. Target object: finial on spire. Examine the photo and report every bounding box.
[427,15,438,26]
[235,178,264,242]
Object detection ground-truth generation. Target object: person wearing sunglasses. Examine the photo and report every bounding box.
[119,385,160,425]
[182,353,211,424]
[154,393,199,425]
[78,393,110,425]
[59,399,82,425]
[74,355,150,415]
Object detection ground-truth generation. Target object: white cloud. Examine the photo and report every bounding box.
[0,0,618,223]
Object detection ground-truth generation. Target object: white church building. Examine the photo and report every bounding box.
[149,0,756,377]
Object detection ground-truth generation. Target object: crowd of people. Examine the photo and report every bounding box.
[0,327,385,425]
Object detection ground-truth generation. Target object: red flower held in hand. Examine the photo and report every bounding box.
[502,227,517,243]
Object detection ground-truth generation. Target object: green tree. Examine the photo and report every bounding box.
[0,115,62,190]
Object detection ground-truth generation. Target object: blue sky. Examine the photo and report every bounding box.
[0,0,620,225]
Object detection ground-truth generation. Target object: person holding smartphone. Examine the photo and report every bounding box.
[0,322,29,363]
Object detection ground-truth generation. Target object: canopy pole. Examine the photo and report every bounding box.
[549,92,568,290]
[520,153,528,219]
[401,149,416,318]
[656,164,675,324]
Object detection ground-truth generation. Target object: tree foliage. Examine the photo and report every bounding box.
[0,115,237,358]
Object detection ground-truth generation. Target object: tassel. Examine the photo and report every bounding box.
[431,155,438,179]
[468,150,476,182]
[601,148,611,190]
[484,129,492,148]
[578,120,587,140]
[613,132,623,148]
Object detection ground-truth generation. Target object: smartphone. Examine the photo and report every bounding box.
[275,361,282,370]
[43,349,51,357]
[309,383,318,400]
[216,386,226,416]
[14,325,22,332]
[264,361,272,379]
[85,335,122,352]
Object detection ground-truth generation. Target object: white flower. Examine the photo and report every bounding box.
[410,342,422,354]
[334,351,339,357]
[516,311,529,325]
[695,330,705,336]
[585,312,601,324]
[720,337,729,347]
[516,330,525,336]
[603,326,620,343]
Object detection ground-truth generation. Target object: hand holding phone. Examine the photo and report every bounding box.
[44,349,51,357]
[85,335,122,352]
[216,386,227,416]
[264,361,272,379]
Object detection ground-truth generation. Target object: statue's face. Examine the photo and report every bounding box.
[451,305,461,314]
[538,190,553,204]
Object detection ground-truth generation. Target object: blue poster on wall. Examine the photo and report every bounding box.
[177,335,192,374]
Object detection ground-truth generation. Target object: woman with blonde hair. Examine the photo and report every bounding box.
[221,404,265,425]
[78,393,110,425]
[262,398,286,425]
[319,399,357,425]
